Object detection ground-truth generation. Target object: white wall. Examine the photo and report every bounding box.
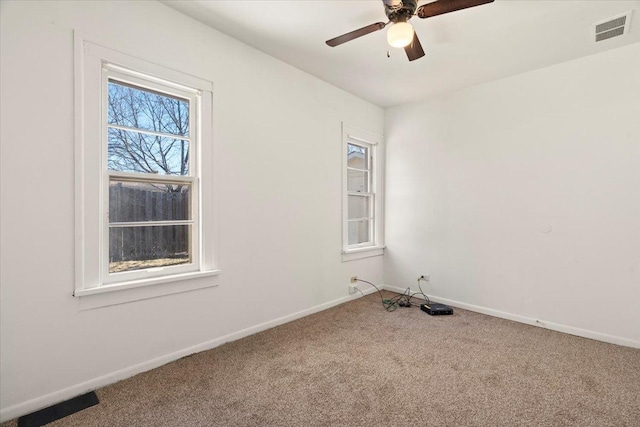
[385,43,640,346]
[0,0,384,420]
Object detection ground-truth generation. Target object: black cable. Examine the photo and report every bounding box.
[390,286,430,308]
[393,287,413,307]
[355,278,433,311]
[355,279,399,312]
[411,278,431,305]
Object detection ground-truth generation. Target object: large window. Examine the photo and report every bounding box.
[104,73,198,283]
[342,125,384,260]
[75,36,218,300]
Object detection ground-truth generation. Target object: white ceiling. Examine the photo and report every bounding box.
[163,0,640,107]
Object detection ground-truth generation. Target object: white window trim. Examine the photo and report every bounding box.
[342,123,385,262]
[74,32,219,305]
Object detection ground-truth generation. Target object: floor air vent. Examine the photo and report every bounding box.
[594,11,632,42]
[17,392,99,426]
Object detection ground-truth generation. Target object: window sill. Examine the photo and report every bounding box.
[341,246,385,262]
[75,270,221,310]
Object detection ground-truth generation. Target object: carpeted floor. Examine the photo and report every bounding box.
[4,293,640,426]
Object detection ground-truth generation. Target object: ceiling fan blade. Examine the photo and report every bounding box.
[404,32,425,61]
[326,22,387,47]
[417,0,494,19]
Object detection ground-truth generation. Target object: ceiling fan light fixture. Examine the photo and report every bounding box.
[387,21,414,48]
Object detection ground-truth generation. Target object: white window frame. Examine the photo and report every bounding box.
[74,33,219,304]
[342,124,384,261]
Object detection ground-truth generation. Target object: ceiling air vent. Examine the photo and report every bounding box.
[594,11,632,42]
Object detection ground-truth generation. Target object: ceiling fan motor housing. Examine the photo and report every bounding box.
[385,0,418,23]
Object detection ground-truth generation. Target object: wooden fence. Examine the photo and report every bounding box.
[109,183,190,263]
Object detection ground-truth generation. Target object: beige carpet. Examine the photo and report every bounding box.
[4,293,640,426]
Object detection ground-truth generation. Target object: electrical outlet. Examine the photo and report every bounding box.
[348,284,358,294]
[350,276,358,283]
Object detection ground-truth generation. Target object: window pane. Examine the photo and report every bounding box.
[348,195,371,219]
[348,220,371,245]
[109,180,190,223]
[109,225,191,273]
[348,143,368,170]
[108,128,189,175]
[347,169,368,193]
[108,80,189,137]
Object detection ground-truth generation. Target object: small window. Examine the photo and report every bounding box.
[342,125,384,260]
[75,36,218,300]
[347,143,373,246]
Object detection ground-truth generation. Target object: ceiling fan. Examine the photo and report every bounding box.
[325,0,495,61]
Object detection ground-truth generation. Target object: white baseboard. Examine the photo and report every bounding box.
[383,284,640,349]
[0,287,377,423]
